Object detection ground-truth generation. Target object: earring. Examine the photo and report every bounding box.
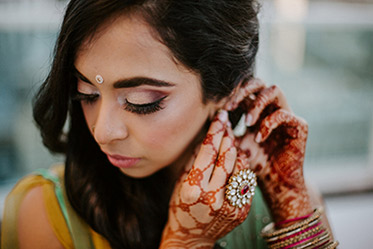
[233,114,247,137]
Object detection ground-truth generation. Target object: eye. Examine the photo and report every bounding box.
[72,92,99,104]
[124,96,167,115]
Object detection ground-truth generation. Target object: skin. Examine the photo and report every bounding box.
[159,79,315,248]
[160,112,253,248]
[227,79,313,223]
[74,14,222,178]
[18,187,64,249]
[75,14,255,247]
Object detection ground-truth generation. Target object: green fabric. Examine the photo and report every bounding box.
[35,169,271,249]
[216,187,271,249]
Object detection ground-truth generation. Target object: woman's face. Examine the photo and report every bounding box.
[74,15,222,178]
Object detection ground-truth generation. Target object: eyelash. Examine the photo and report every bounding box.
[72,93,166,115]
[124,96,166,115]
[72,92,99,104]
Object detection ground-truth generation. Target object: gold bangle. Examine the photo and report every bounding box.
[291,230,330,249]
[262,208,322,239]
[270,230,329,249]
[268,225,324,249]
[265,219,321,243]
[325,240,339,249]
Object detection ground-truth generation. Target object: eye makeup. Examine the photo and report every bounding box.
[72,81,168,115]
[123,95,167,115]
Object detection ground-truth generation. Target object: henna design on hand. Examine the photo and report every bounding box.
[235,83,313,226]
[160,111,253,248]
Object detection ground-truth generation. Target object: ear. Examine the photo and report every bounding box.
[222,80,246,111]
[206,81,244,120]
[207,78,254,120]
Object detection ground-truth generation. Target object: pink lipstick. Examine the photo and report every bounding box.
[106,154,140,169]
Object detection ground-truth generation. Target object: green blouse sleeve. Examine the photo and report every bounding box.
[215,187,272,249]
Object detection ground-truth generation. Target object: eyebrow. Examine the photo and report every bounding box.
[74,69,175,88]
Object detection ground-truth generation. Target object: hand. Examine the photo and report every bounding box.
[229,79,312,224]
[160,110,253,248]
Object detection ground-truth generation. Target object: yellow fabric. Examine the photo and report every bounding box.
[1,174,48,249]
[91,229,112,249]
[1,166,112,249]
[42,175,74,249]
[1,165,270,249]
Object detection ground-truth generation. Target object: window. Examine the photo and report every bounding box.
[257,0,373,193]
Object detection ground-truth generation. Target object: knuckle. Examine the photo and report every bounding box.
[270,84,279,92]
[200,145,217,158]
[180,187,200,202]
[223,147,237,163]
[253,94,267,111]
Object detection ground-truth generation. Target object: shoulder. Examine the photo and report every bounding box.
[2,165,70,249]
[17,185,64,249]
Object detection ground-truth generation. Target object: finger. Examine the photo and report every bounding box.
[187,110,228,187]
[178,145,200,182]
[224,78,267,111]
[209,123,237,191]
[231,150,251,175]
[246,85,291,127]
[255,109,308,143]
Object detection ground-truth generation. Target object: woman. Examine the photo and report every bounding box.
[1,0,338,248]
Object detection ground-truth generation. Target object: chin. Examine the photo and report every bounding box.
[119,166,164,179]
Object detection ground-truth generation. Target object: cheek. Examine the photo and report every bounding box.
[139,100,211,154]
[81,104,96,127]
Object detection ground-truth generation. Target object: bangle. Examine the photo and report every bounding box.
[261,207,339,249]
[268,224,323,249]
[266,220,321,243]
[262,208,322,239]
[283,229,329,249]
[276,212,313,227]
[324,241,339,249]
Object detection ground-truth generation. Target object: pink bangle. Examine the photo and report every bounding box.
[276,212,313,227]
[277,222,322,243]
[282,229,325,249]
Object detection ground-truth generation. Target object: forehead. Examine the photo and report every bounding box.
[78,13,163,54]
[74,14,196,86]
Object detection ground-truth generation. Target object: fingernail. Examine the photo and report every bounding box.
[246,114,253,126]
[255,132,262,143]
[217,109,228,122]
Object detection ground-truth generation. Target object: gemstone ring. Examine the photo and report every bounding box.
[225,168,257,208]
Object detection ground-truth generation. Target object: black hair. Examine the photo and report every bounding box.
[33,0,259,248]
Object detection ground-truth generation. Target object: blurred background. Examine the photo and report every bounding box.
[0,0,372,248]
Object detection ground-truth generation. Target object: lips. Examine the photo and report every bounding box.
[106,153,140,169]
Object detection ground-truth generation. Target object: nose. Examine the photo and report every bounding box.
[93,101,129,145]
